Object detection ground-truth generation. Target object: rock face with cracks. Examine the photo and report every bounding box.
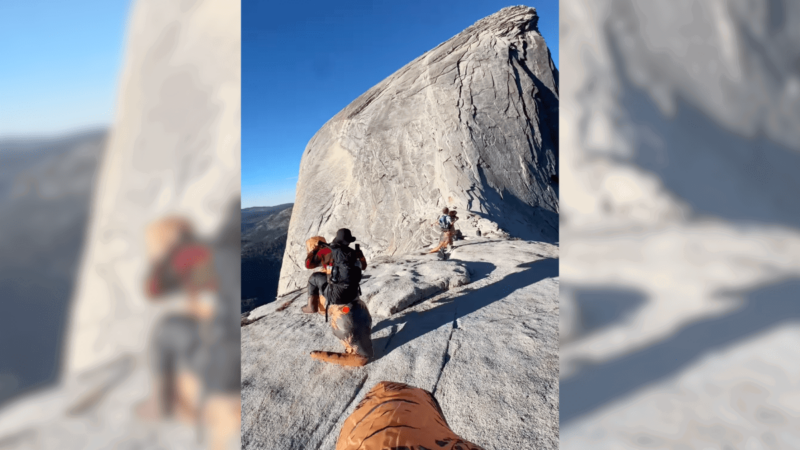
[278,5,559,295]
[361,256,470,317]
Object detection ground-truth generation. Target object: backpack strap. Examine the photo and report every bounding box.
[324,284,330,322]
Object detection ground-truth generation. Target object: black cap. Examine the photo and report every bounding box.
[333,228,356,244]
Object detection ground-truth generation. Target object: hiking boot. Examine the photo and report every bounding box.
[302,295,320,313]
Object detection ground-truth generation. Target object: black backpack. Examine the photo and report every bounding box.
[328,243,362,287]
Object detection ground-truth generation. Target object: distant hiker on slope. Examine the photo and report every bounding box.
[302,228,374,366]
[429,208,459,254]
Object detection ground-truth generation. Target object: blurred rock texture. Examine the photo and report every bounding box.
[560,0,800,448]
[0,0,241,449]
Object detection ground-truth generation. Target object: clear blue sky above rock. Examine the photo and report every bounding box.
[242,0,559,208]
[0,1,131,137]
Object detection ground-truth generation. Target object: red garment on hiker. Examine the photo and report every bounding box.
[306,247,333,270]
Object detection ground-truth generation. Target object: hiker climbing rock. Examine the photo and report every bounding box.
[302,228,373,365]
[301,235,332,313]
[429,208,459,254]
[447,209,459,248]
[335,381,485,450]
[302,230,367,313]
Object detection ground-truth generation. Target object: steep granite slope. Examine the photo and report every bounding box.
[279,5,559,295]
[242,239,559,450]
[243,6,560,449]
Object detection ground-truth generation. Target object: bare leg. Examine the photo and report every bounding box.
[203,394,241,450]
[317,294,327,315]
[174,371,202,424]
[135,377,165,421]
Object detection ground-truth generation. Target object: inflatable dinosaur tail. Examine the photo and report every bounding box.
[335,381,485,450]
[310,351,368,367]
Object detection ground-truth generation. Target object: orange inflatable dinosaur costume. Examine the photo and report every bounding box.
[335,381,485,450]
[304,235,374,367]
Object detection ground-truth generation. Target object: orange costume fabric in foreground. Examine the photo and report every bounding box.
[336,381,485,450]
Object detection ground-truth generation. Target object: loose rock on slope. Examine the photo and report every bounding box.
[279,5,559,295]
[360,255,470,317]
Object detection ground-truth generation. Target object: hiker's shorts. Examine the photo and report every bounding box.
[308,271,359,305]
[152,314,203,376]
[151,314,240,395]
[307,272,328,297]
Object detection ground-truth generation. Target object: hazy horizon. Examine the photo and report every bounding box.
[0,125,108,143]
[0,1,131,137]
[242,202,294,210]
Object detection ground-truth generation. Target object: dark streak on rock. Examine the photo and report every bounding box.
[432,309,459,397]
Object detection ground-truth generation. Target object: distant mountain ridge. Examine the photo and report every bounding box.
[241,203,293,312]
[242,203,293,234]
[0,128,106,406]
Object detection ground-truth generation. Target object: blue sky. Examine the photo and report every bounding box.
[0,1,131,138]
[242,0,559,208]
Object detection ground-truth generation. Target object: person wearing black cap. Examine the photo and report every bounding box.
[302,228,374,364]
[302,228,367,314]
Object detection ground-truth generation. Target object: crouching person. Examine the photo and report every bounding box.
[302,228,374,366]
